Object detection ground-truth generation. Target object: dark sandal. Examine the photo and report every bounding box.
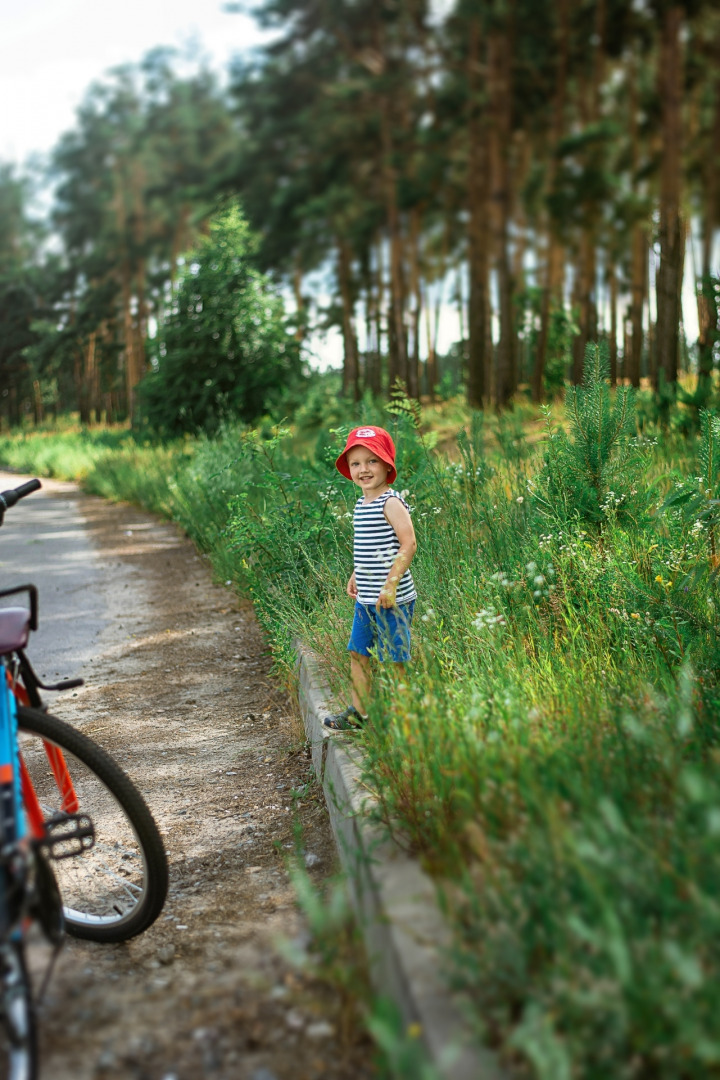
[323,706,365,731]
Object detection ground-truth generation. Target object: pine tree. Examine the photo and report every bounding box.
[537,341,637,527]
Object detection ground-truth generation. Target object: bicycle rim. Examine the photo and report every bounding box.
[17,707,168,943]
[0,940,37,1080]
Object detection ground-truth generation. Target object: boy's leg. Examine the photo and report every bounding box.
[350,651,372,715]
[324,604,373,730]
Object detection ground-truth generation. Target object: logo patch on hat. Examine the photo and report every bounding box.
[356,428,376,438]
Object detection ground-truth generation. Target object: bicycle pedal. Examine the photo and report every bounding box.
[42,812,95,859]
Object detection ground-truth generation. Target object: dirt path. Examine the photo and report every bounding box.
[8,482,373,1080]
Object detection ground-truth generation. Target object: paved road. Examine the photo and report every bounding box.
[0,471,109,684]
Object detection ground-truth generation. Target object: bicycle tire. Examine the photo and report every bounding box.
[17,706,168,944]
[0,939,37,1080]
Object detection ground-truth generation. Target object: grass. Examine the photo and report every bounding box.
[2,381,720,1078]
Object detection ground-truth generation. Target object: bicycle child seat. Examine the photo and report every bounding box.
[0,608,31,654]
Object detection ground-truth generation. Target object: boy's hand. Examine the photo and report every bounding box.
[377,583,397,609]
[347,571,358,600]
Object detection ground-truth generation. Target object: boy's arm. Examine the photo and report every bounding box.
[347,569,358,599]
[377,498,417,609]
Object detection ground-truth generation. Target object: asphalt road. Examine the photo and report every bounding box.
[0,471,109,684]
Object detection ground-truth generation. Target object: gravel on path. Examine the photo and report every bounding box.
[2,478,374,1080]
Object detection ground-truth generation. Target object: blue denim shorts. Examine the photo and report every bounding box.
[347,600,415,663]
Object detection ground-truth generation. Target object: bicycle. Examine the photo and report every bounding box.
[0,479,169,1077]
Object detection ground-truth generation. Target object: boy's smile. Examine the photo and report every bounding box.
[346,446,391,500]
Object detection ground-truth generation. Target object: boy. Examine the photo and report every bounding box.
[324,426,417,730]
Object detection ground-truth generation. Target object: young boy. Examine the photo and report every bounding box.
[324,426,417,730]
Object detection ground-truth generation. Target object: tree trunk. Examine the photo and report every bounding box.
[424,276,442,401]
[85,331,99,422]
[625,53,645,388]
[572,0,605,384]
[406,206,422,400]
[488,25,515,406]
[627,227,646,387]
[372,236,385,395]
[337,238,359,401]
[697,40,720,400]
[572,229,597,383]
[533,0,569,401]
[381,107,407,391]
[608,262,618,386]
[656,6,684,389]
[32,380,43,425]
[466,17,490,409]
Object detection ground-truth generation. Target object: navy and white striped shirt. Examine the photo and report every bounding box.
[353,489,416,606]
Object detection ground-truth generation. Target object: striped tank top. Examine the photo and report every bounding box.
[353,489,417,606]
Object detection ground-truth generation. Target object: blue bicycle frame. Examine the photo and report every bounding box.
[0,662,25,934]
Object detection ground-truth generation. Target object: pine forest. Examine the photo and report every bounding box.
[1,0,719,427]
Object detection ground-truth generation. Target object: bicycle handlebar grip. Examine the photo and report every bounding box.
[0,479,42,510]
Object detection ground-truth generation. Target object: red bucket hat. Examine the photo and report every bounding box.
[336,426,397,484]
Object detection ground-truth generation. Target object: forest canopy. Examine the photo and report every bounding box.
[0,1,719,428]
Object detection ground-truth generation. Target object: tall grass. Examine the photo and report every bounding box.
[2,390,719,1077]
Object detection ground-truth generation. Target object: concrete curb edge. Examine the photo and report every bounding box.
[295,645,506,1080]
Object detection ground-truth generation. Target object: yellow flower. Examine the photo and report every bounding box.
[631,613,641,620]
[655,575,663,583]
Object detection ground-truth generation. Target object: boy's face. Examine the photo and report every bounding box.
[346,445,391,497]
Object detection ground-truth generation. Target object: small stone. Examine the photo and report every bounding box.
[96,1048,118,1070]
[250,1069,279,1080]
[306,1021,335,1040]
[285,1008,305,1030]
[270,984,289,1000]
[304,852,321,869]
[157,945,175,965]
[193,1026,216,1042]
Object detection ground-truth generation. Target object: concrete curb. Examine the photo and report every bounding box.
[296,646,506,1080]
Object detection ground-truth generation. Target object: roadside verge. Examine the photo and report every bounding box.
[296,645,507,1080]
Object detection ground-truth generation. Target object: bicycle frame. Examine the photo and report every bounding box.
[0,657,28,938]
[3,668,81,843]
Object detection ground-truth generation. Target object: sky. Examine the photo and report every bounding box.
[0,0,266,165]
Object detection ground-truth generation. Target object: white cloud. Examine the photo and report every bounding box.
[0,0,269,165]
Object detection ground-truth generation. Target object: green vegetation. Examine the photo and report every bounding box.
[140,203,302,436]
[2,362,720,1077]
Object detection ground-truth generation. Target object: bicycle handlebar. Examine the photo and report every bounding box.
[0,480,42,522]
[0,480,42,511]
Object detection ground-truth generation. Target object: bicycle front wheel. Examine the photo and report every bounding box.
[17,707,168,944]
[0,939,37,1080]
